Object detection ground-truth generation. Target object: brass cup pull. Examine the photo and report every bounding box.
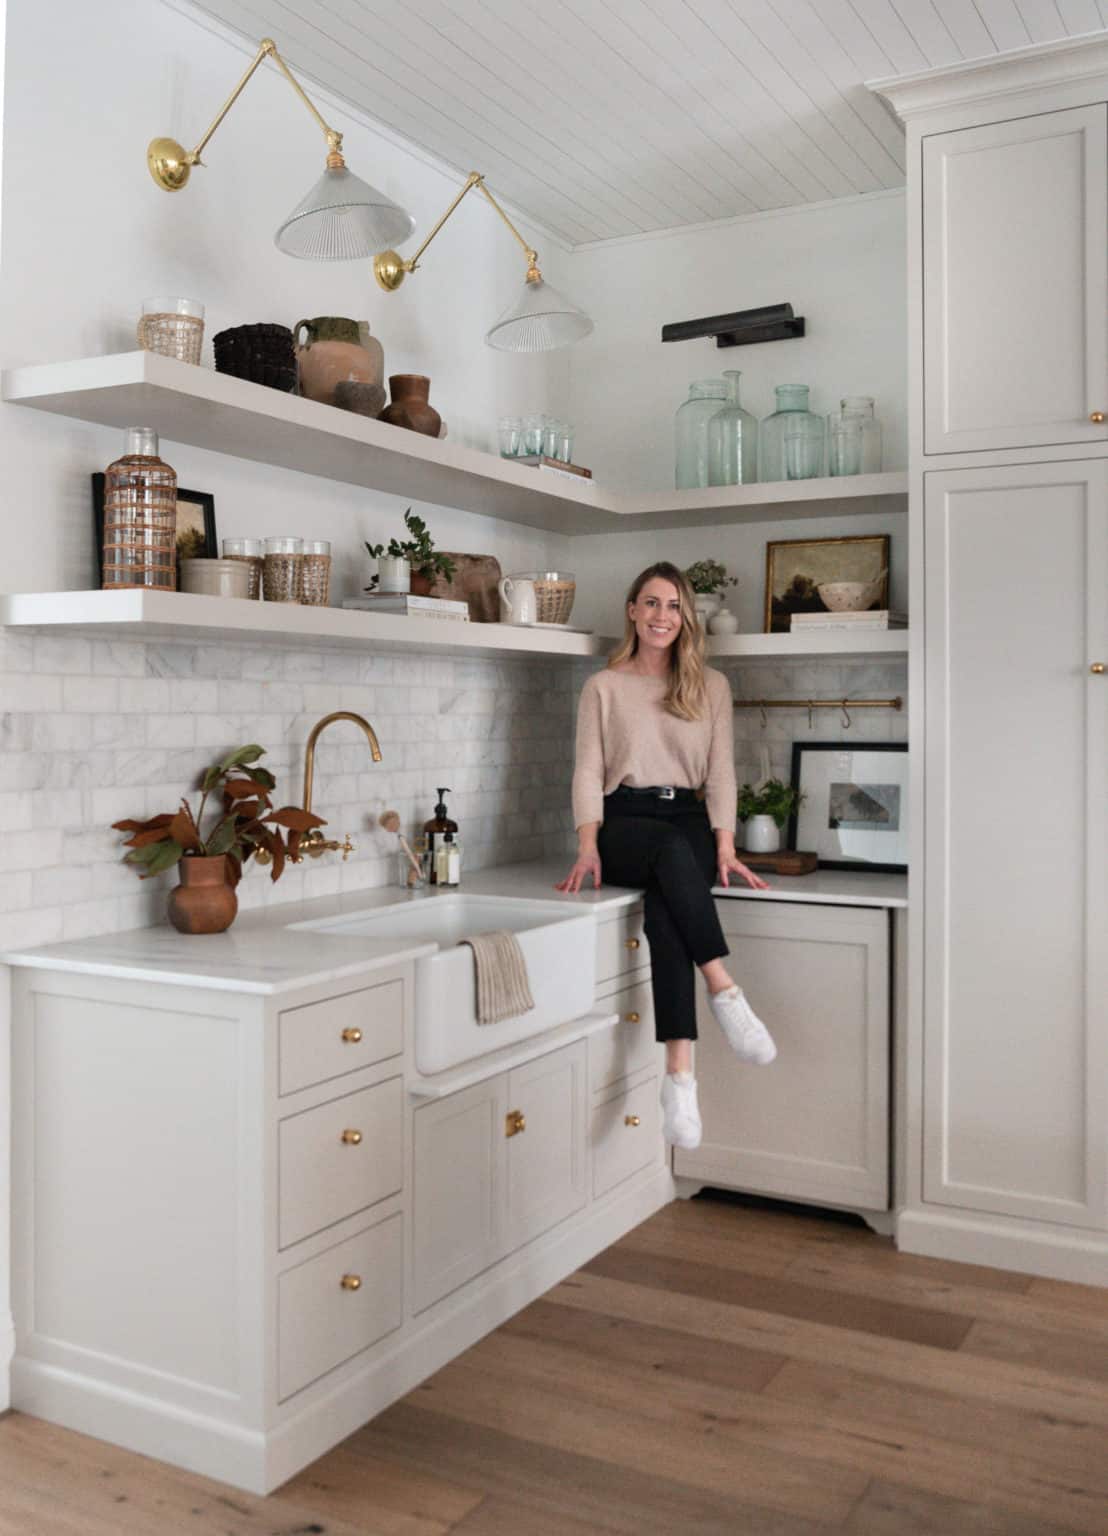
[625,937,641,951]
[340,1274,362,1291]
[506,1109,526,1137]
[625,1114,641,1127]
[341,1027,363,1043]
[1090,411,1105,424]
[340,1129,363,1145]
[624,1011,640,1024]
[1092,662,1106,675]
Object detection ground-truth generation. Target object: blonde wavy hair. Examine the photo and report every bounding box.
[608,562,707,721]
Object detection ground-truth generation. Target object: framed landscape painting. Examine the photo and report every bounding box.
[788,741,908,873]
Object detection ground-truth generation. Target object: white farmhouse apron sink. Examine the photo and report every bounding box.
[289,894,596,1074]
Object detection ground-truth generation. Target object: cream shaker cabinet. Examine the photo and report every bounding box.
[675,899,890,1212]
[923,105,1108,456]
[923,460,1108,1230]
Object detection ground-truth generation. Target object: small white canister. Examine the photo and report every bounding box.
[499,575,538,625]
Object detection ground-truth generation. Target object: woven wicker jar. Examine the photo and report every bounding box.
[294,316,383,406]
[378,374,441,436]
[168,855,238,935]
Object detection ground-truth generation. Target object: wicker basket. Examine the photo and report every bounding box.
[532,573,576,624]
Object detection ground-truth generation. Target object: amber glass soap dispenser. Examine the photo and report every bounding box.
[423,787,458,886]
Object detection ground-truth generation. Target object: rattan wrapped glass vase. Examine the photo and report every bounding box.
[101,428,177,591]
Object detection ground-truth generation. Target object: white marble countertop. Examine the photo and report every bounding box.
[2,858,906,994]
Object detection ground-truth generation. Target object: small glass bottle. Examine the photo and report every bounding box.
[436,831,461,887]
[829,395,882,474]
[759,385,824,482]
[707,370,758,486]
[423,787,457,886]
[102,427,178,591]
[675,378,727,489]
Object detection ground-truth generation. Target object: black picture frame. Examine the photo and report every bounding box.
[92,472,218,585]
[788,740,908,873]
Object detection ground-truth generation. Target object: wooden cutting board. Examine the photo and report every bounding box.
[738,850,819,875]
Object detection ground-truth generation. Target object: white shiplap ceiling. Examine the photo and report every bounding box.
[189,0,1108,244]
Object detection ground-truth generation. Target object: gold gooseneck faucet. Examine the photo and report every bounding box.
[297,712,383,862]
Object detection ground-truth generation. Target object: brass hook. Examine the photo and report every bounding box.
[760,700,768,729]
[841,699,852,729]
[807,700,814,729]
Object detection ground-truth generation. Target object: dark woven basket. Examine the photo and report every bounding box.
[213,324,298,393]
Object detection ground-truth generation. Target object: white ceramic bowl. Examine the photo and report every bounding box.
[817,577,883,612]
[180,557,252,599]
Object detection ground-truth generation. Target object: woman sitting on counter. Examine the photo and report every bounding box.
[557,561,777,1152]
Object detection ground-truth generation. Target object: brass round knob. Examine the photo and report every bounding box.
[625,1114,641,1127]
[624,1011,640,1024]
[340,1129,363,1145]
[1090,411,1105,424]
[1092,662,1106,674]
[340,1274,362,1291]
[625,937,641,951]
[341,1027,363,1043]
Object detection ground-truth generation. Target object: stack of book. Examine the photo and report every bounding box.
[343,594,470,623]
[512,455,593,483]
[790,609,907,632]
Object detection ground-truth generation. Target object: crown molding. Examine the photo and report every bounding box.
[869,32,1108,122]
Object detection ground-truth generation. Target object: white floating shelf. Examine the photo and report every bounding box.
[0,590,908,662]
[2,352,908,535]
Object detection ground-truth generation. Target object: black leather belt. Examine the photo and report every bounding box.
[609,785,703,805]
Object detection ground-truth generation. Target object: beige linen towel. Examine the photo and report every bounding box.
[459,930,535,1024]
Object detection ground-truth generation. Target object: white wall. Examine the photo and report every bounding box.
[566,191,906,492]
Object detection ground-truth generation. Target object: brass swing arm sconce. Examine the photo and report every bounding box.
[374,171,541,292]
[148,38,344,192]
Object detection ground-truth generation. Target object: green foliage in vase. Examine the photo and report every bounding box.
[684,559,738,595]
[737,778,805,828]
[112,744,326,885]
[365,508,457,585]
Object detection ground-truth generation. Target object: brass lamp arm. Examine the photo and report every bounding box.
[375,171,543,291]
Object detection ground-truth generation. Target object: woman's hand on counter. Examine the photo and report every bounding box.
[716,837,770,891]
[557,829,602,893]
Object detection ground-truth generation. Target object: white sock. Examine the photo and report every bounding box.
[712,984,739,999]
[670,1070,694,1083]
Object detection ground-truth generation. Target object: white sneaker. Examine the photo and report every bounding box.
[660,1072,702,1150]
[710,986,777,1065]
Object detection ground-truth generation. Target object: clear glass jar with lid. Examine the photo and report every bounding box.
[828,395,882,474]
[759,384,825,482]
[707,370,757,486]
[675,378,727,489]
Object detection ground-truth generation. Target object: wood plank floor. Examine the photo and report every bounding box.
[2,1192,1107,1535]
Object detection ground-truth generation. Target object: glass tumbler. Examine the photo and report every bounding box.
[542,419,563,459]
[222,537,264,599]
[522,413,546,456]
[555,423,574,463]
[498,416,521,457]
[262,537,303,603]
[828,419,864,477]
[137,297,205,365]
[300,540,332,606]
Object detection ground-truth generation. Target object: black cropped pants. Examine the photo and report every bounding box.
[597,790,729,1042]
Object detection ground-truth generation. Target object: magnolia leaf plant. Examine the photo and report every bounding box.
[365,507,457,589]
[113,744,326,885]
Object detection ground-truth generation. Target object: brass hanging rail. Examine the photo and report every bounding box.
[733,695,903,729]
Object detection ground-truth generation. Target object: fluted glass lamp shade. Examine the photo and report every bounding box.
[484,277,594,353]
[275,165,415,260]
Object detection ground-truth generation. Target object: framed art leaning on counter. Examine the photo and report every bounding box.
[789,741,908,873]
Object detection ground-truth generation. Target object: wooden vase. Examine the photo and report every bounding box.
[168,855,238,935]
[378,374,442,437]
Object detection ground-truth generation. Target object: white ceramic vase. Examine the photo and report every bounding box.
[707,605,739,635]
[694,593,721,627]
[377,554,411,594]
[744,814,780,853]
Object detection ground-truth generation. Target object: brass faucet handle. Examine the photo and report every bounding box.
[341,834,355,861]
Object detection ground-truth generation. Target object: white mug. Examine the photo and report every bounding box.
[499,576,537,625]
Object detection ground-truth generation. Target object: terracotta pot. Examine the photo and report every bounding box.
[168,855,238,935]
[294,316,384,406]
[410,571,433,596]
[378,374,442,436]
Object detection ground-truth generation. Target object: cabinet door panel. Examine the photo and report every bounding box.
[924,461,1108,1227]
[412,1077,505,1314]
[504,1041,588,1254]
[923,106,1108,454]
[676,902,889,1210]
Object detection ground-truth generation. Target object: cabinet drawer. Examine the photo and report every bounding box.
[592,1076,660,1200]
[596,907,649,984]
[279,979,404,1097]
[278,1211,403,1401]
[279,1078,403,1249]
[590,979,657,1094]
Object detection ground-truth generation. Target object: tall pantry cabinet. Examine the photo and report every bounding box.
[875,40,1108,1285]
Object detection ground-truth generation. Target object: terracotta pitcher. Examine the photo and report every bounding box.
[168,855,238,935]
[378,374,442,437]
[294,316,384,406]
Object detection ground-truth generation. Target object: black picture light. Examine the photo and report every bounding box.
[661,303,805,347]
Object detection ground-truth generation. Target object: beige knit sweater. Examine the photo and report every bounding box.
[571,667,737,833]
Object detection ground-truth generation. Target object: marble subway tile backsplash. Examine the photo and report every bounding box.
[1,630,578,950]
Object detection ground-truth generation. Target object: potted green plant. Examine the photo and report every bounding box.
[737,778,805,854]
[365,508,457,596]
[683,558,738,626]
[112,745,325,935]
